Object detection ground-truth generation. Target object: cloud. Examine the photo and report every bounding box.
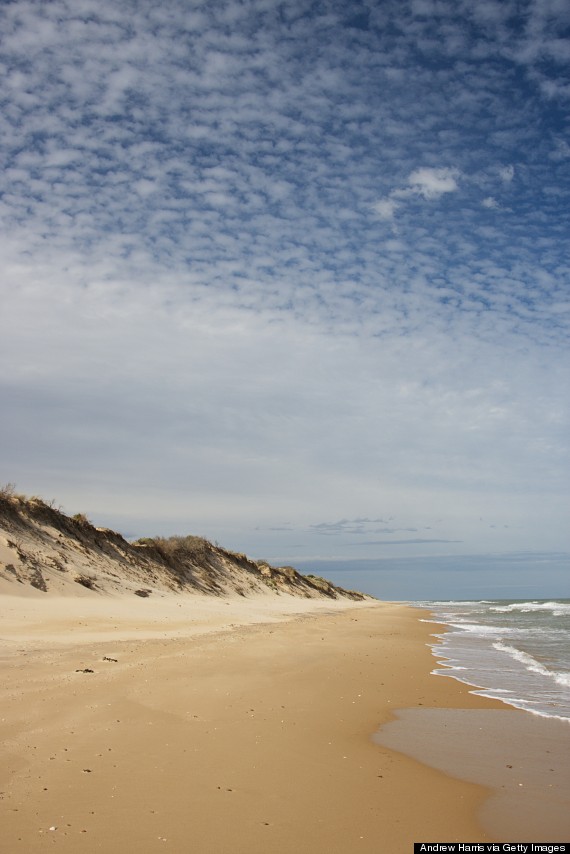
[355,539,463,546]
[372,198,400,220]
[0,0,568,594]
[406,167,461,200]
[549,139,570,161]
[499,165,515,182]
[309,519,408,536]
[374,167,461,220]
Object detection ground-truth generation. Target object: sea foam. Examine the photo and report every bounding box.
[418,599,570,721]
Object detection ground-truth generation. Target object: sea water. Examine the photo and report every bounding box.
[414,599,570,721]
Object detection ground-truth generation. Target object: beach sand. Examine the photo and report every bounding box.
[0,591,562,853]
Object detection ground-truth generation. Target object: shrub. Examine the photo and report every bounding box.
[134,535,212,564]
[74,574,97,590]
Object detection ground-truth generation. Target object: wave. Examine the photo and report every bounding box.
[490,601,570,616]
[493,642,570,687]
[419,601,494,613]
[424,600,489,606]
[448,622,512,635]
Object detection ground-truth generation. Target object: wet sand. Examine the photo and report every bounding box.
[375,707,570,841]
[1,593,561,853]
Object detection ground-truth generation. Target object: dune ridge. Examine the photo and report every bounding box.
[0,488,366,602]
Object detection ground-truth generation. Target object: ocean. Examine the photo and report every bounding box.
[415,599,570,722]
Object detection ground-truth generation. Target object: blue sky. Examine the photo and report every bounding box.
[1,0,569,599]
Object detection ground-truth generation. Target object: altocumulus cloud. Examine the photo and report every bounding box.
[0,0,568,596]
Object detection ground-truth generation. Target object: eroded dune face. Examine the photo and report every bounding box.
[0,489,367,602]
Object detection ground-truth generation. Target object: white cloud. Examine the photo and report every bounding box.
[374,167,462,220]
[407,167,461,199]
[0,0,568,595]
[372,198,400,219]
[499,164,515,182]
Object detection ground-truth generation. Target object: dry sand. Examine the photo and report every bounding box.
[0,590,532,853]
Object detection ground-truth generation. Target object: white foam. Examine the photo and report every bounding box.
[449,622,511,635]
[493,642,570,687]
[491,601,570,615]
[426,599,570,721]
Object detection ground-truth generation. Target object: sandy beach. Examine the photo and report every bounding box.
[0,591,566,853]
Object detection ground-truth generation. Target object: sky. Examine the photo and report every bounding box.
[1,0,569,600]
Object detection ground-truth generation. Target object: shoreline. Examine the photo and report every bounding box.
[375,609,570,842]
[0,593,565,851]
[418,599,570,723]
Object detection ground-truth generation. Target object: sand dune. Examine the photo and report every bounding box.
[0,490,365,602]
